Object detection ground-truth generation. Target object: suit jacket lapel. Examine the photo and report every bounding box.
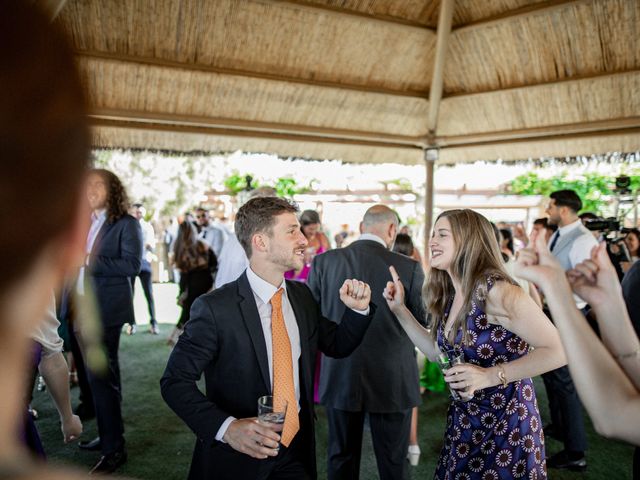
[237,273,271,393]
[287,282,312,398]
[93,220,113,254]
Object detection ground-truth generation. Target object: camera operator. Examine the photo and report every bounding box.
[584,217,632,280]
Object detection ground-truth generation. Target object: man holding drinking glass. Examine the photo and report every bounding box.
[161,197,374,480]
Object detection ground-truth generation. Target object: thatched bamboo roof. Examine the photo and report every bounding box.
[52,0,640,164]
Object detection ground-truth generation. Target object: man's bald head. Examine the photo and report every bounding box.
[360,205,399,249]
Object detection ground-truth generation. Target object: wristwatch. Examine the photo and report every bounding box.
[497,364,508,387]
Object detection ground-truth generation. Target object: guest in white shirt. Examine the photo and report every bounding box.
[195,207,226,258]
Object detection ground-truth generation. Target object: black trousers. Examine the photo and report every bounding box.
[85,325,125,455]
[541,308,588,453]
[130,270,156,326]
[69,324,94,411]
[326,407,411,480]
[256,431,312,480]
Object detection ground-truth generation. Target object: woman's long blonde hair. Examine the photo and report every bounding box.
[425,209,516,344]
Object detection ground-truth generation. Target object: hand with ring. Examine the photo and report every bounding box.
[444,363,495,399]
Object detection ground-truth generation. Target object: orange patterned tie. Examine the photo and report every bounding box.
[270,288,299,447]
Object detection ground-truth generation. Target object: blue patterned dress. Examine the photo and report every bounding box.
[434,277,546,480]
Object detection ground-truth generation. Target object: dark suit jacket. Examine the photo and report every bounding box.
[308,239,426,412]
[86,214,142,328]
[160,272,374,480]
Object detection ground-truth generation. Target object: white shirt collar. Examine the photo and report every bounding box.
[358,233,387,249]
[246,266,287,305]
[558,218,582,235]
[92,209,107,222]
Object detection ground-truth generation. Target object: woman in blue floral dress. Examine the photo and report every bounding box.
[383,209,566,479]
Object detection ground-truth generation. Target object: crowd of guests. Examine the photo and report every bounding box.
[4,3,640,479]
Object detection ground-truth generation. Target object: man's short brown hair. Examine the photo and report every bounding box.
[235,197,298,258]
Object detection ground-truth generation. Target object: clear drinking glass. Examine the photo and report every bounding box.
[257,395,287,429]
[436,351,467,401]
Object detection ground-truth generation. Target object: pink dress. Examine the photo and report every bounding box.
[284,243,327,402]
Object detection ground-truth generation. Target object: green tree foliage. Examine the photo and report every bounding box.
[223,173,310,198]
[508,171,640,214]
[223,172,260,195]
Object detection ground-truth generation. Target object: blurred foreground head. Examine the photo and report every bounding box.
[0,2,89,325]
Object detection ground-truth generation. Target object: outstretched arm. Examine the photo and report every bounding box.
[39,352,82,443]
[384,266,439,361]
[515,230,640,445]
[567,242,640,390]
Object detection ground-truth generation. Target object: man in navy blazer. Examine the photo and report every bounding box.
[76,169,142,474]
[161,197,374,480]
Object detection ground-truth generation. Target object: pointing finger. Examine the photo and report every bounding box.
[389,265,400,284]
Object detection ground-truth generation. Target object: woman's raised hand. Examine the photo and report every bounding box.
[567,242,621,308]
[513,228,564,290]
[383,266,406,314]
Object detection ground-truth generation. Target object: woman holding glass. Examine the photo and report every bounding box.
[384,209,566,479]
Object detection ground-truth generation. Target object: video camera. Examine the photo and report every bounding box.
[584,217,632,235]
[584,217,632,269]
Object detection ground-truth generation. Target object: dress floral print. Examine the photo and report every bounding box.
[435,276,546,479]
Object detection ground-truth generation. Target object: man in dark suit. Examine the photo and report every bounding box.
[161,197,374,480]
[76,168,142,474]
[307,205,426,480]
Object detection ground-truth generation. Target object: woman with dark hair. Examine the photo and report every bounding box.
[625,228,640,263]
[398,226,425,266]
[491,223,542,308]
[392,233,415,257]
[384,209,566,479]
[499,228,515,259]
[285,209,330,282]
[168,221,217,346]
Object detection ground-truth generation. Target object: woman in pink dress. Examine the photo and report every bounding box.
[285,210,331,403]
[285,209,331,283]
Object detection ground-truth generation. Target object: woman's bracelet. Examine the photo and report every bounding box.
[615,348,640,361]
[496,364,508,387]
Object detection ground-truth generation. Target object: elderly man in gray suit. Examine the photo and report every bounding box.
[308,205,426,480]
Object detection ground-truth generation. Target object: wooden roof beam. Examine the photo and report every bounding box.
[437,117,640,148]
[89,110,428,150]
[453,0,590,33]
[260,0,435,32]
[443,67,640,99]
[76,50,428,100]
[426,0,454,140]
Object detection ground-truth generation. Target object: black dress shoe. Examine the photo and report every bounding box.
[79,437,101,451]
[89,449,127,475]
[546,450,587,471]
[74,403,96,421]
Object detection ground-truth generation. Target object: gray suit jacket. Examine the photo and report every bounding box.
[308,239,426,413]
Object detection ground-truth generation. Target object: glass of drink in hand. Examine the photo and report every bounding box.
[258,395,287,449]
[436,352,467,401]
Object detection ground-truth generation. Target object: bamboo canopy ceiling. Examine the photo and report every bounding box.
[52,0,640,165]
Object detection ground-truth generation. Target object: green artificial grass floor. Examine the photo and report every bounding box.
[31,284,635,479]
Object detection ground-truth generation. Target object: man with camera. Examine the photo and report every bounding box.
[543,189,598,471]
